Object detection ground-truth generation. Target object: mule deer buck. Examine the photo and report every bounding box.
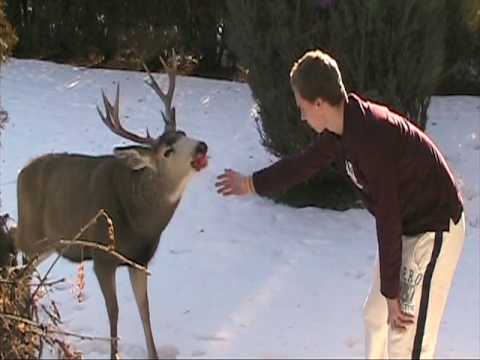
[13,57,208,359]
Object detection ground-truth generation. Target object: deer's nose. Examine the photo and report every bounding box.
[196,141,208,154]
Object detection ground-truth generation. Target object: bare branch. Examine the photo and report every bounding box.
[59,239,150,275]
[0,312,115,342]
[48,327,115,343]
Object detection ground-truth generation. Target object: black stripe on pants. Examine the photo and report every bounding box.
[412,231,444,359]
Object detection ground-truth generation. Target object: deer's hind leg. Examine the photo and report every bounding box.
[15,199,52,263]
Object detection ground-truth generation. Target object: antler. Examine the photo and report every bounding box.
[143,55,177,133]
[97,84,155,145]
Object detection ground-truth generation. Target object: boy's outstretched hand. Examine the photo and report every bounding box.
[215,169,253,196]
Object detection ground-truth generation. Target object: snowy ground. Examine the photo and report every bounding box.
[0,59,478,358]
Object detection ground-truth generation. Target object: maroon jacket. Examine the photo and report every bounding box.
[252,93,463,299]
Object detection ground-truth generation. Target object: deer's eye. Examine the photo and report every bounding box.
[164,148,174,158]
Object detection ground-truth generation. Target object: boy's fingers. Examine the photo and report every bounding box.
[216,185,230,193]
[395,314,414,327]
[217,187,234,196]
[217,172,238,181]
[399,314,415,323]
[216,169,244,196]
[391,318,407,331]
[215,179,230,187]
[399,310,415,319]
[401,311,415,318]
[398,319,413,326]
[216,173,229,181]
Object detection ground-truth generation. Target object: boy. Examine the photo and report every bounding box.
[215,49,465,358]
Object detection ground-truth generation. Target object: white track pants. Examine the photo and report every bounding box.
[363,214,465,359]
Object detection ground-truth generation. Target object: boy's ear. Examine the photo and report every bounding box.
[113,145,156,171]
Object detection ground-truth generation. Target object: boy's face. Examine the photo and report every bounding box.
[293,88,327,133]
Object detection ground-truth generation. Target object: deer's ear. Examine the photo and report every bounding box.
[113,146,156,171]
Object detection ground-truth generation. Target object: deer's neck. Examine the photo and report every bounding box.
[125,170,190,236]
[139,169,193,203]
[164,173,194,204]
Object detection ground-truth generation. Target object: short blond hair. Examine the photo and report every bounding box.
[290,49,347,105]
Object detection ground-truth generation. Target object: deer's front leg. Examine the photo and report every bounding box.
[94,260,119,359]
[128,266,158,359]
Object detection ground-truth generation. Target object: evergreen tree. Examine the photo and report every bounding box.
[4,0,228,72]
[0,0,17,64]
[226,0,358,210]
[438,0,480,95]
[329,0,446,130]
[0,0,17,214]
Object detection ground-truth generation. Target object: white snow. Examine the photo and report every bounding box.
[0,59,478,358]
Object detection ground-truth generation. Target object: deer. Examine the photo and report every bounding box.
[12,57,208,359]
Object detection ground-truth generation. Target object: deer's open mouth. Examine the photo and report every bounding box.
[191,153,208,171]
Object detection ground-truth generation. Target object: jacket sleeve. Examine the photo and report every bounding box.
[364,144,403,299]
[252,132,337,197]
